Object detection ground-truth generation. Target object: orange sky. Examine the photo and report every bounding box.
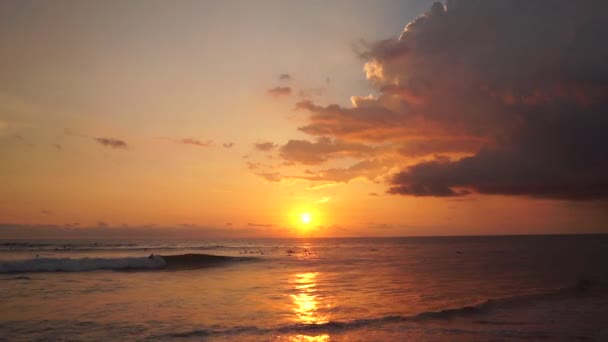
[1,0,608,238]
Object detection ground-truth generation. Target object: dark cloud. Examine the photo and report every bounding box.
[291,0,608,201]
[279,73,292,81]
[279,137,374,165]
[254,141,277,152]
[389,114,608,200]
[95,137,128,149]
[267,86,292,97]
[179,138,214,147]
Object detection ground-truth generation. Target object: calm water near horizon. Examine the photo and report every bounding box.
[1,235,608,341]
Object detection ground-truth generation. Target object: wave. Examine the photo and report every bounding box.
[0,242,229,252]
[162,280,603,338]
[0,254,257,273]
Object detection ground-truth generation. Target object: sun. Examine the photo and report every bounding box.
[300,212,311,224]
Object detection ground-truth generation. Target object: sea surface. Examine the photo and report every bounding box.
[1,235,607,341]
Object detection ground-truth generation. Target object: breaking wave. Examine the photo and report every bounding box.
[0,254,257,273]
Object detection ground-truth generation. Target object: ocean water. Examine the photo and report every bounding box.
[1,235,607,341]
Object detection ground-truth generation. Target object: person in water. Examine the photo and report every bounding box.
[148,253,154,259]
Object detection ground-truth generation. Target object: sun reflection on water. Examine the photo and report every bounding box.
[289,334,330,342]
[288,272,331,341]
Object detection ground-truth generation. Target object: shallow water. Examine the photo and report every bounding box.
[1,236,607,341]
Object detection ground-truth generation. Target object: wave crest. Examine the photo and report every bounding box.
[0,253,257,273]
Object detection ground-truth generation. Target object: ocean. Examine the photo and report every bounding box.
[1,235,607,341]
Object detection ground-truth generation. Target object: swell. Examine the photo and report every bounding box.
[0,242,229,252]
[0,253,258,273]
[162,280,603,338]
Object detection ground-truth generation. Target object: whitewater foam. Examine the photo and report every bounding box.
[0,253,259,273]
[0,255,167,273]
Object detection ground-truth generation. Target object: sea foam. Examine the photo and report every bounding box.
[0,253,257,273]
[0,255,166,273]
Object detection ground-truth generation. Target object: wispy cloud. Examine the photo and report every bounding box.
[267,86,292,98]
[179,138,214,147]
[254,141,277,152]
[247,222,275,228]
[314,196,331,204]
[95,137,128,149]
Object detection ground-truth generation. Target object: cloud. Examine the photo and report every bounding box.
[297,159,391,184]
[298,87,326,99]
[95,137,128,149]
[247,161,261,170]
[0,223,290,239]
[267,86,292,98]
[247,222,275,228]
[279,137,374,165]
[254,141,277,152]
[279,73,292,81]
[254,159,392,188]
[223,142,234,148]
[287,0,608,201]
[52,143,62,150]
[256,172,282,182]
[179,138,214,147]
[314,196,331,204]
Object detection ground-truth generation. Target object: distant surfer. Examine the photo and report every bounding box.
[148,253,154,259]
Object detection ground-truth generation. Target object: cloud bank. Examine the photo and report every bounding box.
[267,0,608,201]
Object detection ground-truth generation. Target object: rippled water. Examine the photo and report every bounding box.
[1,236,607,341]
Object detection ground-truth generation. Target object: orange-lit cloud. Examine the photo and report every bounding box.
[279,137,374,165]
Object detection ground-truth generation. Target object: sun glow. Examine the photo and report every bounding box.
[288,206,324,235]
[301,212,311,224]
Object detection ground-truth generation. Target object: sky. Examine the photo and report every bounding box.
[1,0,608,238]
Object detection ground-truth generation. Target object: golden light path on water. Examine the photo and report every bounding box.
[289,272,330,342]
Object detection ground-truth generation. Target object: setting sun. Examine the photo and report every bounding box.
[300,212,311,224]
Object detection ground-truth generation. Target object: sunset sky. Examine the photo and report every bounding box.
[1,0,608,238]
